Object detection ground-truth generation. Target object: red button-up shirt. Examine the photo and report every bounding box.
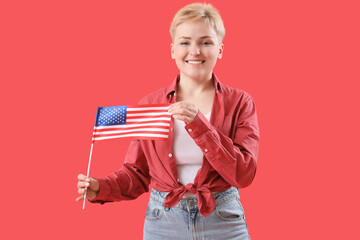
[90,73,260,217]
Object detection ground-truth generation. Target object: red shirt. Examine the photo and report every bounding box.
[90,73,260,217]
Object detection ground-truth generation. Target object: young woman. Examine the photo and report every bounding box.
[76,3,260,239]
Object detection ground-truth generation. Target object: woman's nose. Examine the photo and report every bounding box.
[189,44,200,55]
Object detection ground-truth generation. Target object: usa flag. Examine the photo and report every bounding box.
[92,104,171,141]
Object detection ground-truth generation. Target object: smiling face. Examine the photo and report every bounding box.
[171,20,224,81]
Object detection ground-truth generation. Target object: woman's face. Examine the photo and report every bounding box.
[171,21,223,81]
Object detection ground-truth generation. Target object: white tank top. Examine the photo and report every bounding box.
[173,111,211,198]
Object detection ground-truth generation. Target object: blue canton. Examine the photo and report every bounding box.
[95,106,127,126]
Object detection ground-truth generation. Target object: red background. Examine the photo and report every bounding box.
[1,0,359,239]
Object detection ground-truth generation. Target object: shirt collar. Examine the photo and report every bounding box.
[165,73,223,98]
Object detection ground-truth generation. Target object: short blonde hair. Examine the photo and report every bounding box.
[170,2,225,43]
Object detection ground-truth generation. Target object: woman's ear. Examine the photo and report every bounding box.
[170,43,175,59]
[218,43,224,59]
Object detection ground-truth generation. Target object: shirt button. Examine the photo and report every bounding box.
[168,153,173,158]
[204,149,208,152]
[177,178,180,182]
[188,128,192,132]
[171,128,173,131]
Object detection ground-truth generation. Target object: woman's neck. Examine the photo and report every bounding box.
[177,72,215,97]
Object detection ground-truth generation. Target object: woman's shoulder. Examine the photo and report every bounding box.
[220,82,257,121]
[220,81,254,102]
[137,86,170,105]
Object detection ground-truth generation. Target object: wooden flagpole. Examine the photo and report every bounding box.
[82,141,94,210]
[82,107,100,210]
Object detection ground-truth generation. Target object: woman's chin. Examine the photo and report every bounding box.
[180,70,211,80]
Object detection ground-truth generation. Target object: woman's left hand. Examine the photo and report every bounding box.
[168,101,199,124]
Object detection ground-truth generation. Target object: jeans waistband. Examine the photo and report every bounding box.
[149,187,239,209]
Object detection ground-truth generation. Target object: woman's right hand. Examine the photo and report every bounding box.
[76,174,100,202]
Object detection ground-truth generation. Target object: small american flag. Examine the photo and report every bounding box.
[92,104,171,141]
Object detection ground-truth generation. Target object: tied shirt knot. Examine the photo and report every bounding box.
[185,183,196,194]
[164,183,216,217]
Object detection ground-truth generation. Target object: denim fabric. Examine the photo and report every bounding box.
[143,187,250,240]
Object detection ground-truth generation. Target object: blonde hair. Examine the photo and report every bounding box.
[170,2,225,43]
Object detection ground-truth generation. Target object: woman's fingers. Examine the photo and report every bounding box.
[76,174,100,202]
[76,195,84,202]
[76,173,90,201]
[169,102,195,116]
[78,174,90,182]
[172,101,190,109]
[78,188,87,195]
[169,101,198,124]
[77,174,91,190]
[77,181,90,188]
[172,115,191,123]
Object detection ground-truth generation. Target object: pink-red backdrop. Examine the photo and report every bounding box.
[1,0,359,239]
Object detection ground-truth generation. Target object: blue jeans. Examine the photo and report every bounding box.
[143,187,250,240]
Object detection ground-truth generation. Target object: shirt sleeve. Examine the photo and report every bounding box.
[89,139,151,204]
[184,93,260,189]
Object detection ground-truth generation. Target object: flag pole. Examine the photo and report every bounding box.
[82,107,100,210]
[82,141,94,210]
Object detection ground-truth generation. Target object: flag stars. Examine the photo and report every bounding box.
[96,106,127,126]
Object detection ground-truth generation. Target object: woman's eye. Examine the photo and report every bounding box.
[179,41,211,46]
